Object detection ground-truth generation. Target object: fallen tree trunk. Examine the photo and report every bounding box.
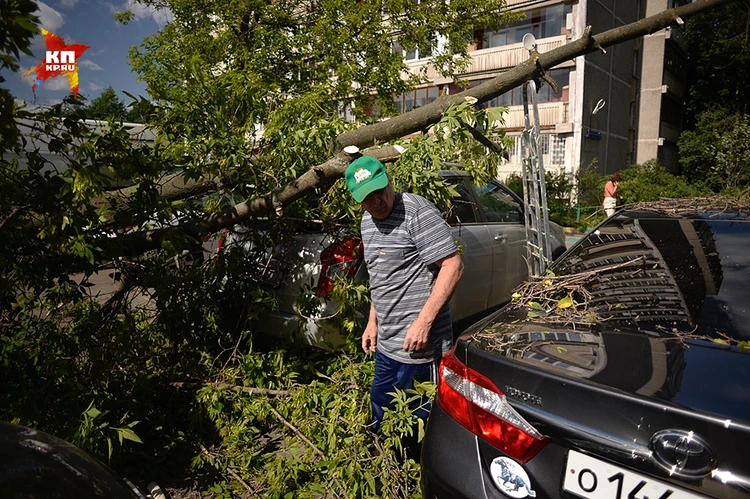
[103,0,736,257]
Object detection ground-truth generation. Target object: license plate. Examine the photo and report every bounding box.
[563,450,706,499]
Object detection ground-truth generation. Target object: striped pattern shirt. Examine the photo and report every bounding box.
[362,193,457,364]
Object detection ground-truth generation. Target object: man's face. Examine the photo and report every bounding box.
[361,182,395,220]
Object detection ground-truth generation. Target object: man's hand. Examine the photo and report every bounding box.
[403,317,430,352]
[362,315,377,354]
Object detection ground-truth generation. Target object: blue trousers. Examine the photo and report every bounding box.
[370,350,438,430]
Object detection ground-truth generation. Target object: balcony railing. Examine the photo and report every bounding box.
[466,35,567,74]
[405,35,568,82]
[502,101,567,129]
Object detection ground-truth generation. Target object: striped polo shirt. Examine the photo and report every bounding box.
[362,193,457,364]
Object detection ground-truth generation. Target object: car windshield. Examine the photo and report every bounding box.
[553,216,750,341]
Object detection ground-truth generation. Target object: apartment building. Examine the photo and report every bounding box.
[396,0,688,179]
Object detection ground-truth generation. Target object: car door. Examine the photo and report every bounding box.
[440,175,494,322]
[475,181,528,308]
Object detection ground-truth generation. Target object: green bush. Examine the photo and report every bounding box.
[678,109,750,191]
[618,159,703,203]
[574,158,605,207]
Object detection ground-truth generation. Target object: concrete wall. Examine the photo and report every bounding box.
[636,0,668,168]
[580,0,642,176]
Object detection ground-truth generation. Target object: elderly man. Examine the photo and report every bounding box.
[345,156,464,428]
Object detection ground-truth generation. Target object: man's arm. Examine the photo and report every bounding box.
[402,252,464,352]
[362,302,378,354]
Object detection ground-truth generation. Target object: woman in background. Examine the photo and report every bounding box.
[603,173,622,217]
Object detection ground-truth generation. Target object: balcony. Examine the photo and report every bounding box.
[467,35,567,74]
[405,35,568,84]
[502,101,568,129]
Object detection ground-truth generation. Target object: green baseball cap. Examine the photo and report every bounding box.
[345,156,389,203]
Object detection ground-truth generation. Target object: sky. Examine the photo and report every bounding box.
[6,0,172,107]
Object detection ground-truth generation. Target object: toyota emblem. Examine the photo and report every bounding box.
[650,430,717,477]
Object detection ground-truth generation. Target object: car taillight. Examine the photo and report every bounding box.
[316,238,364,297]
[216,230,227,253]
[438,350,547,463]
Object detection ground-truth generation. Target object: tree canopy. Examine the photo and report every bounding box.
[679,3,749,191]
[684,2,750,121]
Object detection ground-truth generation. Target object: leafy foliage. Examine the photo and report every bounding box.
[83,86,128,121]
[684,3,750,121]
[679,109,750,192]
[1,1,510,495]
[617,160,704,203]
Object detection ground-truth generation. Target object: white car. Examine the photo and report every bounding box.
[224,170,567,349]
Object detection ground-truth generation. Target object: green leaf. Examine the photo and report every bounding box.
[527,311,539,318]
[713,338,730,345]
[529,301,543,310]
[112,427,143,444]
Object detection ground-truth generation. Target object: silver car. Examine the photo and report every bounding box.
[228,170,567,348]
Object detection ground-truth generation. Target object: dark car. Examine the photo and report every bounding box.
[422,204,750,499]
[0,421,147,498]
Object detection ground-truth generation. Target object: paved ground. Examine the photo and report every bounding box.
[565,233,585,248]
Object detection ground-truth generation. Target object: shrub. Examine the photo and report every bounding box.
[618,159,701,203]
[678,109,750,191]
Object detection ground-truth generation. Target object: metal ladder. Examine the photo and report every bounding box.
[520,79,553,277]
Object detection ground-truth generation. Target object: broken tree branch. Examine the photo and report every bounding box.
[171,381,292,396]
[99,0,737,257]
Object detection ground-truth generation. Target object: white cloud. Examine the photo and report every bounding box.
[119,0,173,27]
[59,0,78,7]
[88,81,106,92]
[79,59,104,71]
[40,76,73,92]
[35,2,65,32]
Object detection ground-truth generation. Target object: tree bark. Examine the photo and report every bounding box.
[104,0,737,257]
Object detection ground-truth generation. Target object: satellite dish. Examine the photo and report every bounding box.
[592,99,606,115]
[522,33,537,52]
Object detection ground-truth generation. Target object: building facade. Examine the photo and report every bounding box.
[398,0,687,179]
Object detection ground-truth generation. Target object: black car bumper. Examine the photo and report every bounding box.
[421,401,571,499]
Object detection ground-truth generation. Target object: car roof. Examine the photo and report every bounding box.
[437,169,472,179]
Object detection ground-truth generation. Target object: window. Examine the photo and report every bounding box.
[393,40,434,62]
[439,178,478,225]
[537,134,550,155]
[536,69,570,103]
[477,183,523,223]
[416,88,427,108]
[661,94,682,129]
[404,91,415,112]
[472,69,569,110]
[664,43,686,80]
[551,136,566,166]
[393,86,440,114]
[484,4,572,49]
